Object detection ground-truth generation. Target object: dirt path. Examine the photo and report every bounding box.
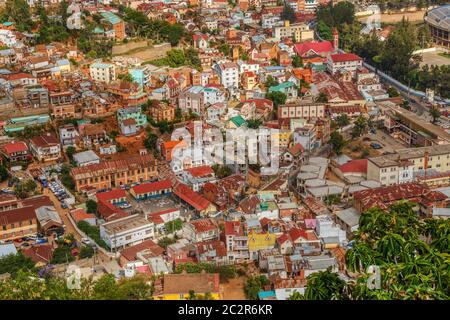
[358,10,426,23]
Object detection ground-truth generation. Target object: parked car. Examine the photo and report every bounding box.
[34,238,48,245]
[119,203,132,209]
[370,143,382,149]
[81,238,92,246]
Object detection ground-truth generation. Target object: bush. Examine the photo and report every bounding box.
[80,246,94,259]
[51,246,75,264]
[77,221,108,250]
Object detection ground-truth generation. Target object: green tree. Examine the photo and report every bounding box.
[265,91,287,110]
[387,87,399,97]
[0,165,9,182]
[1,0,34,32]
[65,146,76,161]
[292,55,303,68]
[429,106,441,124]
[329,131,345,155]
[79,246,95,259]
[335,114,350,128]
[211,164,232,179]
[315,92,328,103]
[301,269,347,300]
[244,275,270,300]
[317,20,333,41]
[0,253,35,277]
[51,246,75,264]
[246,119,263,129]
[117,73,133,82]
[351,115,368,138]
[157,236,177,249]
[264,75,279,88]
[93,274,121,300]
[86,199,97,214]
[14,180,37,199]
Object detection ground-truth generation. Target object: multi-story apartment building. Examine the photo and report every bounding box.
[293,124,318,152]
[272,21,314,42]
[0,206,38,241]
[29,133,61,162]
[90,62,116,83]
[71,154,158,192]
[278,102,326,120]
[213,62,239,89]
[100,214,154,250]
[178,86,205,114]
[27,87,49,108]
[224,221,249,261]
[1,141,32,163]
[367,144,450,186]
[182,218,219,243]
[100,11,126,41]
[117,106,147,128]
[59,124,79,147]
[149,102,175,122]
[327,53,363,75]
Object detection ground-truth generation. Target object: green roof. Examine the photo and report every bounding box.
[269,81,295,92]
[230,115,246,127]
[100,11,122,25]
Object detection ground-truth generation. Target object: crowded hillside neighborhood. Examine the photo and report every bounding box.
[0,0,449,301]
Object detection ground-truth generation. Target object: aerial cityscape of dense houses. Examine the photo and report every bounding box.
[0,0,449,301]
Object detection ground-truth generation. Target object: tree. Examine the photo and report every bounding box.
[0,165,9,182]
[93,274,121,300]
[164,219,183,234]
[212,164,232,179]
[86,199,97,214]
[265,91,287,110]
[298,269,347,300]
[117,73,133,83]
[60,174,75,191]
[281,4,296,24]
[264,75,279,88]
[79,246,94,259]
[14,180,37,199]
[246,119,262,129]
[65,146,76,161]
[0,253,35,277]
[157,237,177,249]
[387,87,399,97]
[244,275,270,300]
[144,133,158,151]
[335,114,350,128]
[317,20,333,41]
[117,274,152,300]
[51,246,75,264]
[351,115,368,138]
[429,106,441,124]
[329,131,345,155]
[1,0,34,32]
[315,92,328,103]
[292,55,303,68]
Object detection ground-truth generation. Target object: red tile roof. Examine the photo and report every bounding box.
[132,180,172,195]
[96,188,126,202]
[0,206,36,225]
[224,221,243,236]
[189,218,217,233]
[175,183,211,211]
[22,245,53,264]
[294,41,334,56]
[120,239,164,262]
[29,134,59,148]
[330,53,362,63]
[185,165,214,178]
[2,141,28,154]
[339,159,368,174]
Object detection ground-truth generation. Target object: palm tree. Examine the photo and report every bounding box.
[303,269,347,300]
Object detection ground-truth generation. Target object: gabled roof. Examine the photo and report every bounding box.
[339,159,368,174]
[3,141,28,154]
[174,183,211,211]
[330,53,362,63]
[294,41,334,56]
[96,188,126,202]
[132,180,172,195]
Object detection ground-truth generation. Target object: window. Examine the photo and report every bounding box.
[125,235,132,240]
[2,225,5,231]
[146,229,152,234]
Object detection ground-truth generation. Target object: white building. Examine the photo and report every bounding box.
[73,150,100,167]
[213,62,239,89]
[237,60,260,74]
[327,53,363,75]
[261,14,282,29]
[89,62,116,83]
[0,29,18,47]
[100,214,155,250]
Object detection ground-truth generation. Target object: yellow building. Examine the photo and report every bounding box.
[273,130,292,150]
[154,272,221,300]
[248,232,277,252]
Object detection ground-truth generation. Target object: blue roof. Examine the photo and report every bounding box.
[2,22,14,27]
[57,59,70,66]
[100,11,122,25]
[258,291,276,299]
